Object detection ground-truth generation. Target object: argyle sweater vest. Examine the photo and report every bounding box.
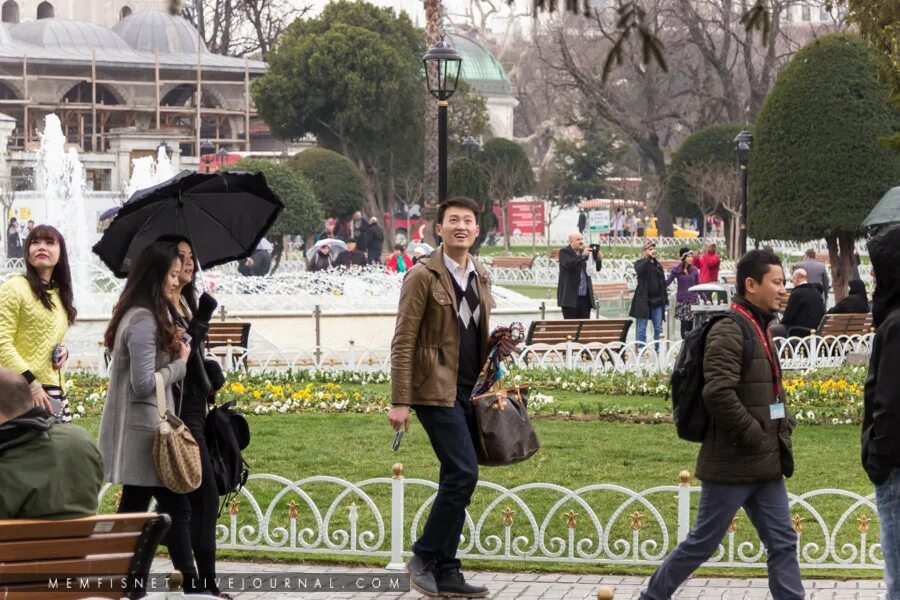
[449,270,481,390]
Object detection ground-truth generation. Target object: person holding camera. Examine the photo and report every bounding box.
[630,239,668,350]
[557,232,602,320]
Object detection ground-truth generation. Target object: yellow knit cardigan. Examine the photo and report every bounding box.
[0,274,70,386]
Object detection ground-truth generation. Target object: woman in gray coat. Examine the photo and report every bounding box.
[97,241,197,591]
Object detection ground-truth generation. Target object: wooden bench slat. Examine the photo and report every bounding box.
[3,586,123,599]
[817,313,873,336]
[0,533,140,562]
[527,318,631,345]
[0,514,154,543]
[0,554,133,581]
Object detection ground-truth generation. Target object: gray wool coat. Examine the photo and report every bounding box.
[97,307,187,488]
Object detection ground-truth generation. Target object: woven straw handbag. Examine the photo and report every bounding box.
[152,372,202,493]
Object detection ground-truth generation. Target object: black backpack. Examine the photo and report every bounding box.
[670,312,755,442]
[205,400,250,511]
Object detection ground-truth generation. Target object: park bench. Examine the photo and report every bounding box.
[0,512,170,600]
[593,282,630,301]
[490,255,535,269]
[526,318,631,346]
[206,321,251,371]
[816,313,873,337]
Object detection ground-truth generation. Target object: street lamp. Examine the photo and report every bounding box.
[423,34,462,204]
[199,139,215,173]
[734,129,752,256]
[157,140,172,160]
[461,136,479,160]
[216,146,228,169]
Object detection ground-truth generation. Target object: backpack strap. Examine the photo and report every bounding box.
[706,313,756,378]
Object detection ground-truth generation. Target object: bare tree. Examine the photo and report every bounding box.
[181,0,307,58]
[540,5,698,236]
[681,161,741,258]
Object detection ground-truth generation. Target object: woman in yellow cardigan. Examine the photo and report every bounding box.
[0,225,77,421]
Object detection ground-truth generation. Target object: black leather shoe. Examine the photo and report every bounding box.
[436,570,489,598]
[406,554,440,597]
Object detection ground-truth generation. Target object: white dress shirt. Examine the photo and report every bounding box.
[443,252,476,292]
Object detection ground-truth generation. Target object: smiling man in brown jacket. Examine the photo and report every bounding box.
[640,249,804,600]
[388,197,497,598]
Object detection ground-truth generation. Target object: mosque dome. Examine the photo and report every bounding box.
[11,18,133,52]
[112,9,208,54]
[446,32,512,96]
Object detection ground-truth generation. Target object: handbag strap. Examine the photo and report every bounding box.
[154,372,167,420]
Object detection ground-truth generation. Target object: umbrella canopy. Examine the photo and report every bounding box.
[306,238,347,260]
[93,170,284,277]
[98,206,120,221]
[863,186,900,228]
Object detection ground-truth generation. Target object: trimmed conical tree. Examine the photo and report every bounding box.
[749,33,900,300]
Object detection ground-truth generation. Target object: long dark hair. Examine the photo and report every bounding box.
[156,234,198,315]
[679,253,694,275]
[23,225,77,325]
[104,241,182,351]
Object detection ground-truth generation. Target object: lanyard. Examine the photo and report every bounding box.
[730,303,781,399]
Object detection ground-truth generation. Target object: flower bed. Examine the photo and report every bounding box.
[65,366,866,425]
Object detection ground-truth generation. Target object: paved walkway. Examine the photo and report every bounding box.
[152,559,885,599]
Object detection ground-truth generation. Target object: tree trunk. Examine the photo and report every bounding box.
[828,231,856,304]
[501,199,510,251]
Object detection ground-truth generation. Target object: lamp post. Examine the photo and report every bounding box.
[423,34,462,204]
[216,147,228,169]
[157,140,172,160]
[734,129,752,256]
[462,136,479,160]
[199,139,215,173]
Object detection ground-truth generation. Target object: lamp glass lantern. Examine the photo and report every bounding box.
[734,130,753,166]
[461,136,479,159]
[422,35,462,101]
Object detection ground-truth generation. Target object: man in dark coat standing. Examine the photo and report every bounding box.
[779,268,826,336]
[861,225,900,598]
[366,216,385,265]
[557,232,601,319]
[629,240,667,349]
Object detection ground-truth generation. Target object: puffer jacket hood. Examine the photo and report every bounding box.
[0,407,52,452]
[868,225,900,327]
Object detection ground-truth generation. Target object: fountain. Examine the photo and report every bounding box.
[35,114,92,305]
[124,144,175,199]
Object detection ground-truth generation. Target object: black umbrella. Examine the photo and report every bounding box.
[93,170,284,277]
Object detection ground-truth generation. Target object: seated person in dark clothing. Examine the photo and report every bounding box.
[335,239,368,268]
[0,368,103,518]
[827,279,870,314]
[781,268,826,336]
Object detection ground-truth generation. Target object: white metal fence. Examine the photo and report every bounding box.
[79,333,872,376]
[97,469,883,571]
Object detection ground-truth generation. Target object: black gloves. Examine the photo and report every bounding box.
[195,292,218,324]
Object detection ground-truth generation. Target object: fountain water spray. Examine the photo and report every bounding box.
[34,114,91,304]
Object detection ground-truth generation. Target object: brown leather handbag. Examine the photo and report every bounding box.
[470,380,540,467]
[152,372,202,493]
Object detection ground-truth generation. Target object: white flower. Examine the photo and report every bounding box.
[76,404,85,414]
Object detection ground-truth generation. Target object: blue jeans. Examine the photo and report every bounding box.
[876,468,900,598]
[636,305,664,350]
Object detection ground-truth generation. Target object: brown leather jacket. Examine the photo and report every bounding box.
[391,247,493,407]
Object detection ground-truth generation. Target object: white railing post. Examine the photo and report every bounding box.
[225,340,234,372]
[808,330,818,371]
[97,342,108,378]
[348,339,356,369]
[677,470,691,543]
[386,463,406,571]
[565,336,574,369]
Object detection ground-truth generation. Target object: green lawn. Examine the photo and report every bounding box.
[78,413,879,577]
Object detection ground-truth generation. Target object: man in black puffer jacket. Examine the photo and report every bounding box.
[640,250,803,600]
[861,225,900,598]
